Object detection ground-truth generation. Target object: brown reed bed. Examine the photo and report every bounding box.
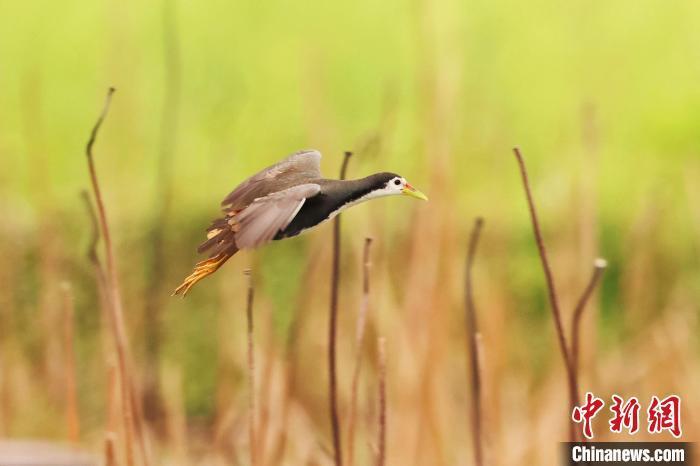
[1,96,696,466]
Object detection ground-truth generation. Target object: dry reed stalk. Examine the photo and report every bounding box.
[346,237,373,466]
[81,190,111,332]
[513,147,578,441]
[464,218,484,466]
[376,337,386,466]
[571,259,607,376]
[328,151,352,466]
[60,282,80,444]
[86,188,151,466]
[84,87,147,466]
[513,147,606,443]
[82,191,120,440]
[244,269,258,466]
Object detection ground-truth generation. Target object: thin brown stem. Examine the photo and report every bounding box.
[85,88,147,466]
[81,190,100,264]
[512,147,577,442]
[465,218,484,466]
[85,188,151,465]
[244,269,258,466]
[571,259,607,378]
[376,337,386,466]
[81,190,116,425]
[329,150,352,466]
[347,237,373,466]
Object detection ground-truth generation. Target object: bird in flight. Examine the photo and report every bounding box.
[173,149,427,296]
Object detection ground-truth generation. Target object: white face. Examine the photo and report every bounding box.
[380,175,428,201]
[381,176,408,196]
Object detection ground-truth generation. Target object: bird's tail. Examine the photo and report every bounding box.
[172,247,237,297]
[173,215,239,297]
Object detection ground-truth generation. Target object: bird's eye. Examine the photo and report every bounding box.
[394,179,401,186]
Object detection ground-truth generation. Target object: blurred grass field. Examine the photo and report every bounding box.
[0,0,698,464]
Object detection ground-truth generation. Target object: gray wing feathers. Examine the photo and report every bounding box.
[281,149,322,177]
[221,150,322,210]
[234,183,321,249]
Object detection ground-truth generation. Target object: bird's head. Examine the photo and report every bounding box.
[372,172,429,201]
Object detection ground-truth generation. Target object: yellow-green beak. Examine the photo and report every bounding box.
[402,183,428,201]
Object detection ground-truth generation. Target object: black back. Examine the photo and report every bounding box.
[275,172,398,239]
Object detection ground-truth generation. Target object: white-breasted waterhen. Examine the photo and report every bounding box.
[173,149,428,296]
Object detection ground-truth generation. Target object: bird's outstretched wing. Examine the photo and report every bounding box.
[221,149,322,211]
[233,183,321,248]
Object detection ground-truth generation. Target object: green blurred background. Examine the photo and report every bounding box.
[0,0,698,463]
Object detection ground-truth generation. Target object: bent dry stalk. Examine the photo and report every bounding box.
[84,87,150,466]
[571,259,607,378]
[512,147,606,443]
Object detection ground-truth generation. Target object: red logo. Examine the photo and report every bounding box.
[572,392,605,439]
[647,395,682,438]
[571,393,682,439]
[609,395,640,434]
